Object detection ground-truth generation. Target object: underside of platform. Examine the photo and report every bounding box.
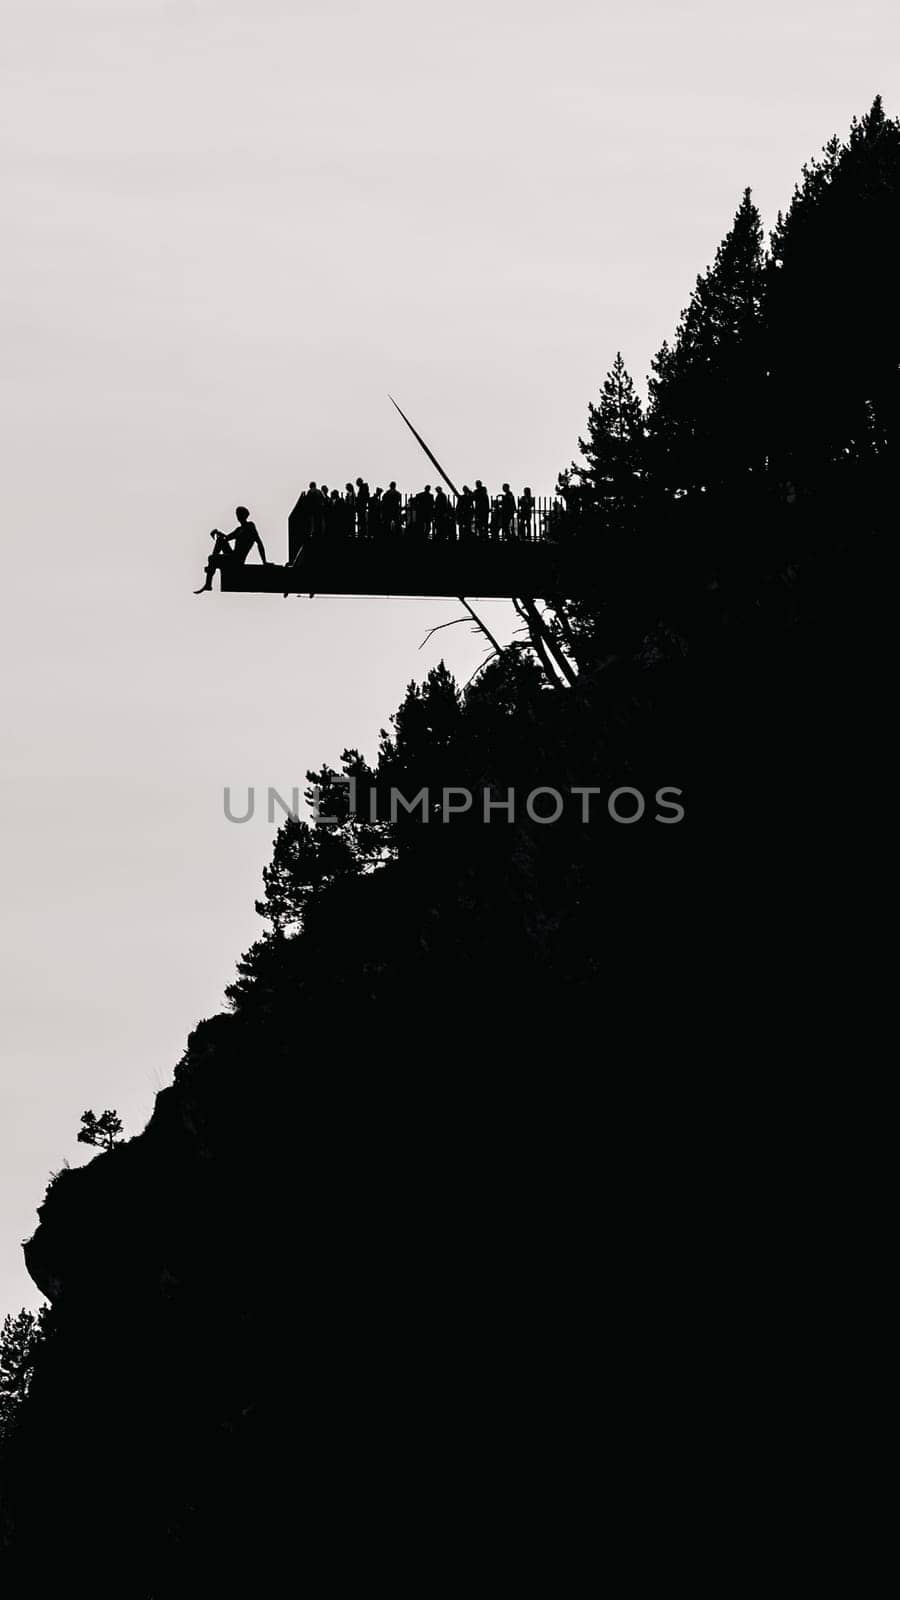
[218,539,597,598]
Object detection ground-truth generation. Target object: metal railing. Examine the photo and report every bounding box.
[288,491,565,562]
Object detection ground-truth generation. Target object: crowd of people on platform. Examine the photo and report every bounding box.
[289,479,554,545]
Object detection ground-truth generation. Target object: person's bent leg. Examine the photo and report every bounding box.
[194,558,215,593]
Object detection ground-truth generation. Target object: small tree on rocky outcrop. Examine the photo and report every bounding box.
[77,1109,123,1153]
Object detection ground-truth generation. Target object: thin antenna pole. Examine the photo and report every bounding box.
[385,395,573,681]
[388,395,460,499]
[387,395,504,653]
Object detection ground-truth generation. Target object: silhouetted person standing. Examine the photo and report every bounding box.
[473,480,489,540]
[558,473,583,529]
[355,477,370,538]
[433,486,452,541]
[343,483,356,537]
[457,485,474,540]
[419,485,435,540]
[195,506,266,592]
[500,483,516,540]
[305,481,325,538]
[369,487,384,539]
[518,487,535,540]
[384,481,402,536]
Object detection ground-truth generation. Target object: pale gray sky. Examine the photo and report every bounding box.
[1,0,894,1309]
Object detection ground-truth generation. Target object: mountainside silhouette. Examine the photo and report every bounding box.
[2,101,893,1594]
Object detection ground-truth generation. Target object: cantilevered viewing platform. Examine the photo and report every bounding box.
[214,491,607,598]
[199,394,613,599]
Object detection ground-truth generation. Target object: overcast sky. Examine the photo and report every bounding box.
[1,0,894,1311]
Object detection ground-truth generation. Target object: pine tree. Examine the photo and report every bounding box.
[253,751,388,935]
[0,1308,47,1443]
[376,663,467,837]
[647,187,766,494]
[766,97,900,481]
[573,352,645,524]
[379,663,464,767]
[255,816,364,933]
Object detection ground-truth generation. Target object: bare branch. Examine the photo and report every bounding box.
[418,616,470,650]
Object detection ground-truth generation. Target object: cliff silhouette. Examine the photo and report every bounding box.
[2,100,893,1594]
